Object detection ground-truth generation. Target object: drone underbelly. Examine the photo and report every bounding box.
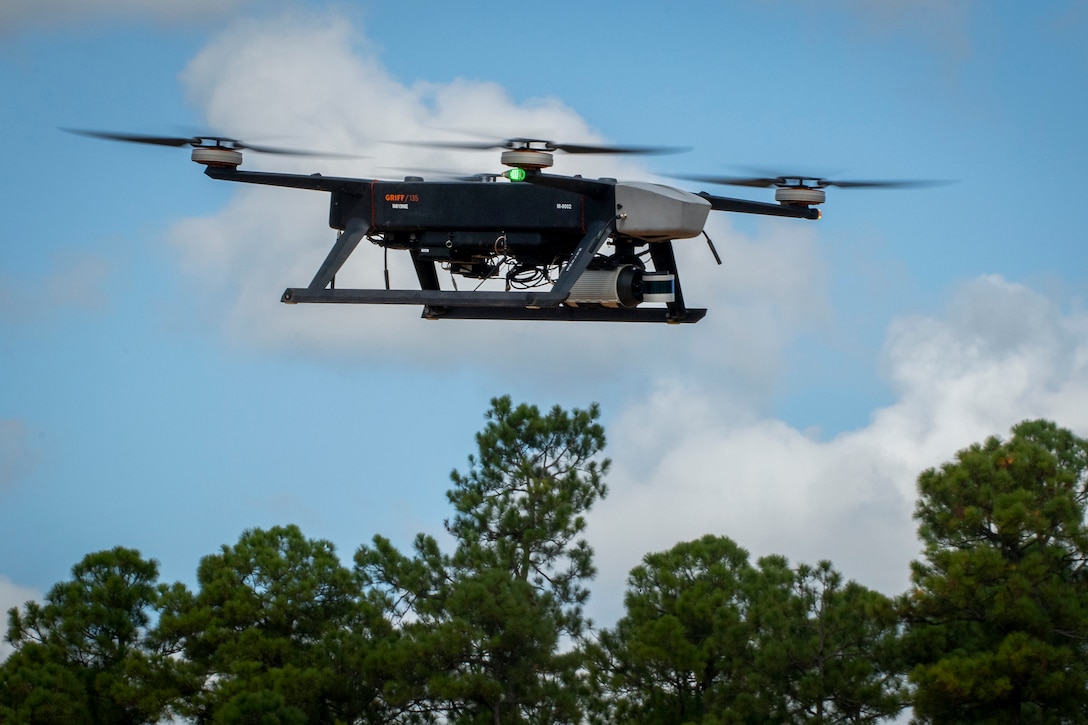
[395,229,580,263]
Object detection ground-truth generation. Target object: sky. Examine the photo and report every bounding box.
[3,0,1088,661]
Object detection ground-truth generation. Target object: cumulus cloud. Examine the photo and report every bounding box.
[0,575,40,663]
[168,11,829,398]
[587,275,1088,622]
[159,11,1088,631]
[0,0,255,33]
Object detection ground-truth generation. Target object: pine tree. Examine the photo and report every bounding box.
[357,395,609,724]
[903,419,1088,722]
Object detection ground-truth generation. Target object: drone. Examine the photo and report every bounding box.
[70,130,937,324]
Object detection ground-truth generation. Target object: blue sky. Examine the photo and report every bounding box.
[3,0,1088,651]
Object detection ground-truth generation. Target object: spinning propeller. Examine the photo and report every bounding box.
[64,129,360,167]
[408,136,686,155]
[402,136,688,170]
[674,171,950,206]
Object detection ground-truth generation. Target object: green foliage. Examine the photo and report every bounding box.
[446,394,609,626]
[213,689,307,725]
[357,395,610,724]
[0,546,181,724]
[748,558,906,723]
[904,419,1088,722]
[159,524,393,724]
[0,642,92,724]
[593,537,905,724]
[592,534,755,724]
[15,405,1086,723]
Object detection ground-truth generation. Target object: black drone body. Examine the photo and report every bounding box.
[209,164,821,323]
[72,131,874,324]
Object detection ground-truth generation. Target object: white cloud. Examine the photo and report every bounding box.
[586,275,1088,623]
[158,12,1088,631]
[0,576,40,663]
[167,12,829,397]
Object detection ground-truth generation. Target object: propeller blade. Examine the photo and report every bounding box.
[395,140,504,151]
[667,173,781,188]
[381,166,509,182]
[63,129,200,147]
[65,128,363,159]
[822,178,953,189]
[669,171,953,190]
[552,142,689,155]
[233,142,362,159]
[399,137,687,156]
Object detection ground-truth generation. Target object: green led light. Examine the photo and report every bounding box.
[504,167,527,182]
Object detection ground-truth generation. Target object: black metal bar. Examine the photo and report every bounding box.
[307,219,368,291]
[649,240,696,323]
[422,305,707,323]
[523,172,614,198]
[204,166,373,193]
[548,218,615,298]
[409,250,441,291]
[697,192,821,220]
[281,288,560,307]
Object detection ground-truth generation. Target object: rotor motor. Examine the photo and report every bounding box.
[565,265,675,308]
[191,147,244,168]
[775,186,825,206]
[500,149,554,170]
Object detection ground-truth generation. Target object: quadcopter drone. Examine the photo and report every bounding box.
[70,130,936,324]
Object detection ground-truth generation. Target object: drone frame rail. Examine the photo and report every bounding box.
[281,216,614,309]
[279,217,706,323]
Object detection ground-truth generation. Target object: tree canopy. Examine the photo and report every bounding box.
[356,395,610,724]
[4,407,1088,724]
[903,419,1088,722]
[157,524,393,724]
[592,536,905,724]
[2,547,179,724]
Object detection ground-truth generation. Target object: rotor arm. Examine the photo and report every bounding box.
[697,192,820,220]
[522,172,615,198]
[203,166,375,194]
